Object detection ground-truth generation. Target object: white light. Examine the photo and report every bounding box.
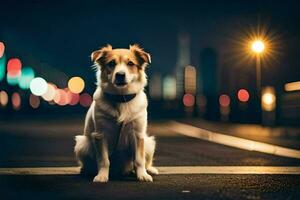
[262,93,274,105]
[30,77,48,96]
[251,40,265,53]
[261,87,276,112]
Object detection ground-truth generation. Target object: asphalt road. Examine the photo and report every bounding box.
[1,117,300,200]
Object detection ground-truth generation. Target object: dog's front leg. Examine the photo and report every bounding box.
[92,132,110,182]
[134,137,153,182]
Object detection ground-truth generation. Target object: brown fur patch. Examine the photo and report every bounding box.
[92,44,150,70]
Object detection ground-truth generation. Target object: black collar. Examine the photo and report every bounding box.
[103,92,137,103]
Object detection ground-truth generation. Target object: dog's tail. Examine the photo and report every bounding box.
[74,135,98,175]
[74,135,95,163]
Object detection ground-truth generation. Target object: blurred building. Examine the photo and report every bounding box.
[199,47,219,120]
[176,32,191,98]
[149,72,162,99]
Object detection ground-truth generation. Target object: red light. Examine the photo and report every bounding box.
[7,58,22,77]
[0,42,4,58]
[69,92,80,105]
[54,89,68,106]
[12,92,21,110]
[219,94,230,107]
[183,93,195,107]
[80,93,92,107]
[237,89,249,102]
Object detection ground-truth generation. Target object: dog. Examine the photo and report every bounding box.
[74,44,158,182]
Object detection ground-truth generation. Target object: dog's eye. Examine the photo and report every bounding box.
[107,60,116,68]
[127,61,135,66]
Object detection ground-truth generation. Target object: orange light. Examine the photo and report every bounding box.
[219,94,230,107]
[68,77,85,94]
[184,65,197,94]
[183,93,195,107]
[261,86,276,112]
[284,81,300,92]
[12,92,21,110]
[0,91,8,107]
[237,89,249,102]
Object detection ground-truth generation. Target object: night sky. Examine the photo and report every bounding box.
[1,0,300,93]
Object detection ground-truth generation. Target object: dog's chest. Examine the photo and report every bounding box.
[115,122,135,150]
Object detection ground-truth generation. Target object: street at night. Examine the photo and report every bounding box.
[1,117,300,199]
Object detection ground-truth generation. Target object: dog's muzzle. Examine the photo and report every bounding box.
[114,72,127,86]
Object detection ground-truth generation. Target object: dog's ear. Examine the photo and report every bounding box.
[129,44,151,66]
[91,44,112,64]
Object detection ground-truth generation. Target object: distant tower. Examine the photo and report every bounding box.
[199,47,219,120]
[200,48,218,96]
[176,32,191,98]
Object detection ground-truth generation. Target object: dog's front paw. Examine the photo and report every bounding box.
[137,171,153,182]
[93,172,109,183]
[147,166,159,175]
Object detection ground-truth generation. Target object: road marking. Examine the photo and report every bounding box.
[165,121,300,159]
[1,166,300,175]
[158,166,300,174]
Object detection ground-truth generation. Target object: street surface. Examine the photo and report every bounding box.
[1,116,300,199]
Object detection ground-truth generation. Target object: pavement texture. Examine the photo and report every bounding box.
[1,116,300,199]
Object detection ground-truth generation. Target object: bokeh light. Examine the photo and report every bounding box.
[0,91,8,107]
[183,93,195,107]
[54,89,68,106]
[12,92,21,110]
[19,67,35,89]
[219,94,230,107]
[30,77,48,96]
[7,58,22,77]
[237,89,250,102]
[79,93,92,107]
[163,76,176,100]
[65,89,73,104]
[7,74,21,85]
[284,81,300,92]
[0,54,6,81]
[261,87,276,112]
[42,83,57,101]
[29,94,40,109]
[69,92,80,105]
[68,76,85,94]
[0,42,4,58]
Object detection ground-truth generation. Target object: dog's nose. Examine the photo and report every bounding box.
[115,71,126,85]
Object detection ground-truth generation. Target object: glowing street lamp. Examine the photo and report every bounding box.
[251,40,265,53]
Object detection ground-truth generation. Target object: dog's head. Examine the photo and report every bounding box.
[91,44,151,94]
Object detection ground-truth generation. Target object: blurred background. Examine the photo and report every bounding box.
[1,0,300,126]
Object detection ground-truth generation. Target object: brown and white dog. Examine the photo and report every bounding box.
[74,44,158,182]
